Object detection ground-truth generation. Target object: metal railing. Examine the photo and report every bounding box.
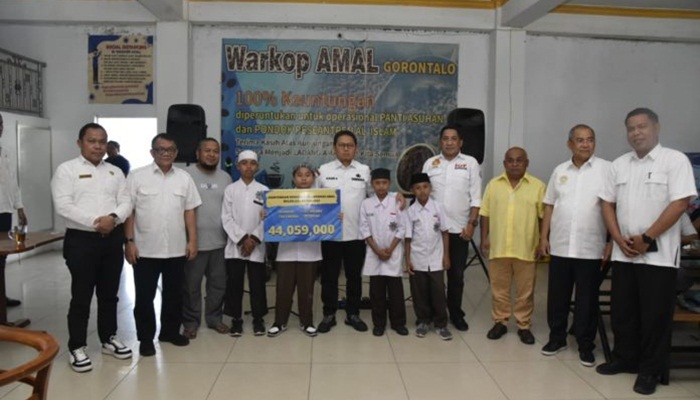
[0,47,45,117]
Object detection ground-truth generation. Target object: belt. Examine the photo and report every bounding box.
[66,225,124,239]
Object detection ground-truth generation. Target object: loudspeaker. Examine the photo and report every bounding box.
[447,108,485,165]
[167,104,207,163]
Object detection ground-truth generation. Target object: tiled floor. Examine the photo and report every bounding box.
[1,250,700,400]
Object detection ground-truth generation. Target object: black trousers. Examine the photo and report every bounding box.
[410,270,448,328]
[546,256,601,352]
[321,240,366,317]
[447,233,469,320]
[133,256,186,341]
[224,258,268,321]
[610,262,677,375]
[369,275,406,329]
[63,226,125,350]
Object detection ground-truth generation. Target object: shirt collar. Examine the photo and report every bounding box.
[332,159,357,170]
[630,144,662,162]
[496,172,534,184]
[78,155,105,167]
[566,155,596,170]
[439,152,466,162]
[150,162,175,175]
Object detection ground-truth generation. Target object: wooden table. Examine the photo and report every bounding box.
[0,231,64,327]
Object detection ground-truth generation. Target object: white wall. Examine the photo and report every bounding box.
[1,19,699,196]
[524,34,700,182]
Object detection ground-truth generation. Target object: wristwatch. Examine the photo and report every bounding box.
[641,233,654,245]
[124,237,135,244]
[469,219,478,227]
[109,213,119,224]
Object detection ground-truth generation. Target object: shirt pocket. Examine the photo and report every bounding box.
[172,188,187,209]
[645,173,668,202]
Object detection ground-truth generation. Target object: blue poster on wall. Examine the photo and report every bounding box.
[220,39,458,193]
[687,152,700,215]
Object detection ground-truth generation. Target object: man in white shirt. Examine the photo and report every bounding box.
[51,122,133,372]
[596,108,697,395]
[0,113,28,309]
[182,138,232,338]
[538,124,611,367]
[317,130,371,333]
[422,125,481,331]
[125,133,202,357]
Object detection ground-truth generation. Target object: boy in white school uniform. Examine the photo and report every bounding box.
[404,173,452,340]
[360,168,408,337]
[221,150,269,336]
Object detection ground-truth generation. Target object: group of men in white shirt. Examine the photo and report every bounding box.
[43,106,698,397]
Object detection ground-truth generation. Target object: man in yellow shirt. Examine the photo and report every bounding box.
[480,147,545,345]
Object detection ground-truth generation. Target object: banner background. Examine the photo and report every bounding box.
[221,39,458,192]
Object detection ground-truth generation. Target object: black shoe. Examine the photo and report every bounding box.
[392,326,409,336]
[372,326,385,336]
[344,315,368,332]
[487,323,507,340]
[317,315,336,333]
[139,341,156,357]
[596,360,637,376]
[541,341,567,356]
[579,350,596,367]
[253,319,265,336]
[158,334,190,347]
[633,374,659,395]
[517,329,535,345]
[229,319,243,337]
[6,298,21,307]
[451,317,469,332]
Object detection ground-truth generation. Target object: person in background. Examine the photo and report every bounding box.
[267,163,321,338]
[597,108,697,395]
[182,138,232,338]
[105,140,131,177]
[422,125,481,332]
[480,147,545,345]
[0,113,28,309]
[51,122,132,372]
[539,124,611,367]
[125,133,201,357]
[360,168,407,337]
[222,150,269,337]
[404,173,452,340]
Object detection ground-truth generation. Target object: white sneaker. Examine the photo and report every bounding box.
[69,347,93,372]
[101,335,133,359]
[267,324,287,337]
[301,324,318,337]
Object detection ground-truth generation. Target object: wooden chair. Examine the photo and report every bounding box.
[0,326,59,400]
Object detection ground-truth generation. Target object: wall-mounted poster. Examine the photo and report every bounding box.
[221,39,458,192]
[88,34,153,104]
[688,152,700,214]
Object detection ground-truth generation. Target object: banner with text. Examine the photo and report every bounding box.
[221,39,458,192]
[88,34,153,104]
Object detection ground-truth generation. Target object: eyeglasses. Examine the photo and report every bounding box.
[336,143,356,149]
[153,147,177,155]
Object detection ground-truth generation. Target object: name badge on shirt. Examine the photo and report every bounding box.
[201,183,219,190]
[79,174,92,179]
[454,163,468,170]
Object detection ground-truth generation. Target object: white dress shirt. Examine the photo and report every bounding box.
[127,163,202,258]
[600,144,697,268]
[51,156,131,231]
[404,198,448,272]
[221,178,268,262]
[0,147,23,213]
[360,193,405,277]
[422,152,481,234]
[276,242,322,262]
[318,159,370,241]
[544,156,611,259]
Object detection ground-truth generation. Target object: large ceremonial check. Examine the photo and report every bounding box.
[264,189,342,242]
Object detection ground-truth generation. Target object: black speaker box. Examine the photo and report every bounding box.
[167,104,207,163]
[447,108,485,164]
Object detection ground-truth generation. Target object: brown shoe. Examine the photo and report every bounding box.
[210,323,229,335]
[183,327,197,339]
